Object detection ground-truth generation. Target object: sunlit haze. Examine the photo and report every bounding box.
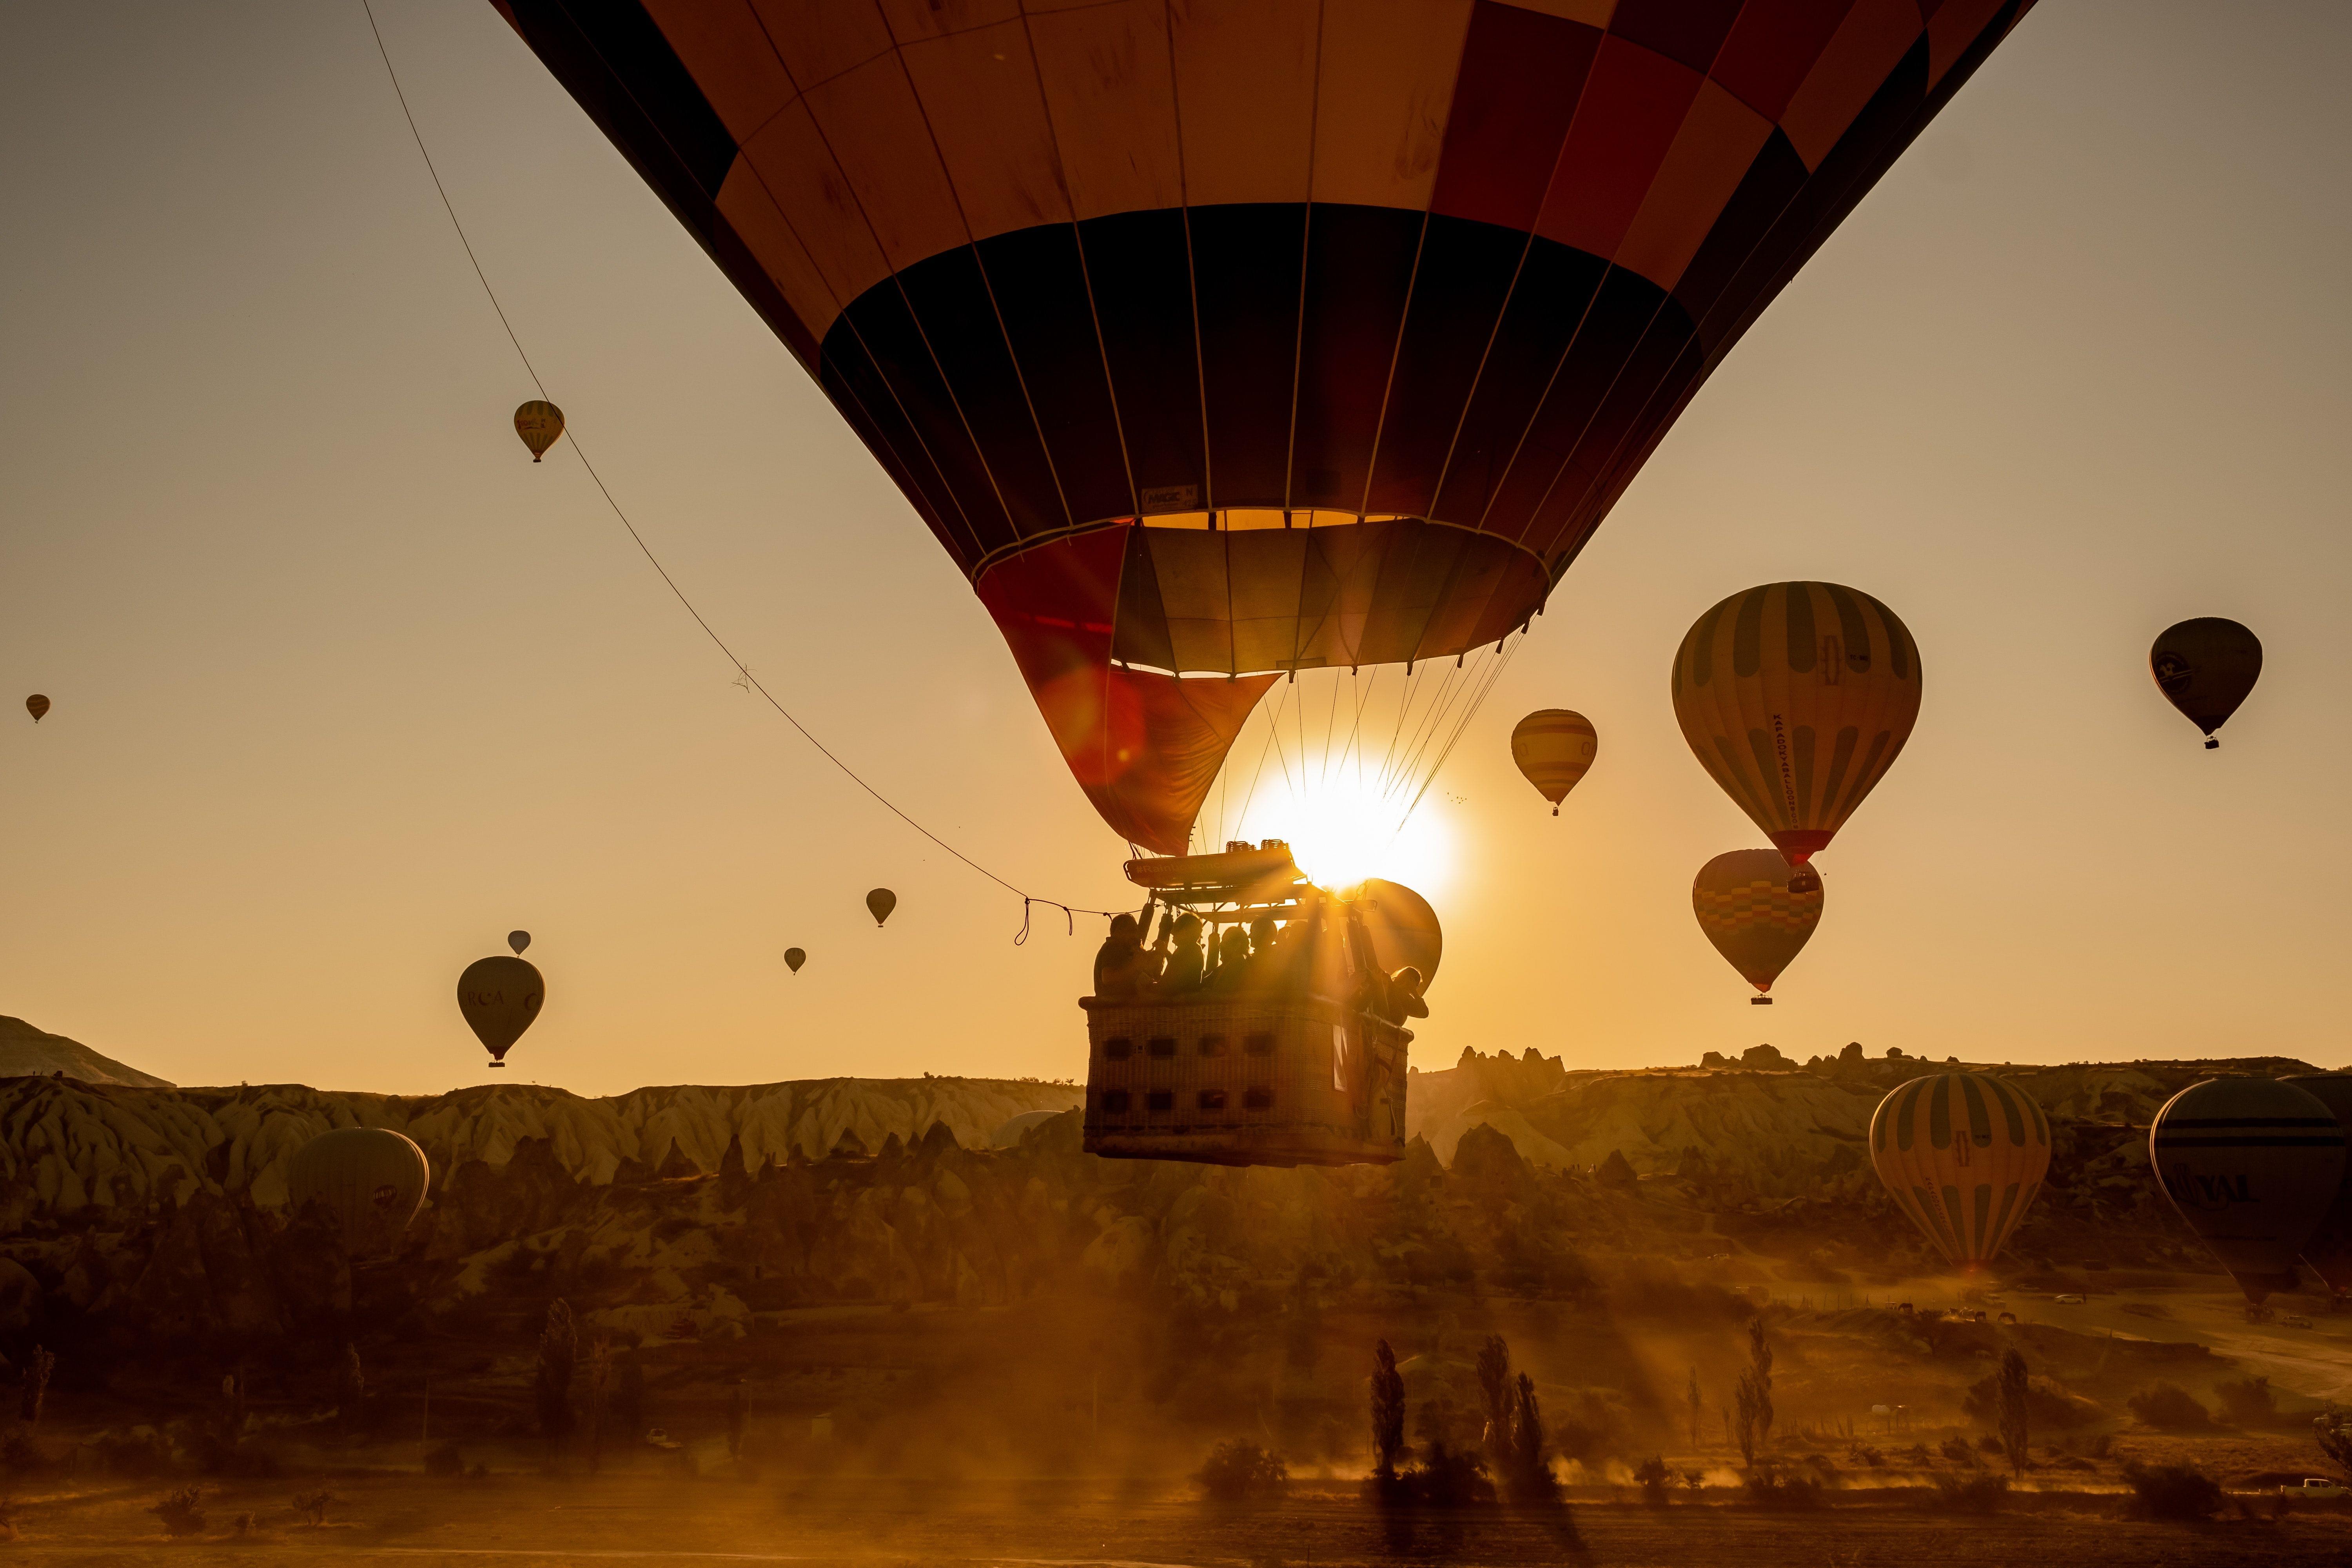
[3,1,2348,1094]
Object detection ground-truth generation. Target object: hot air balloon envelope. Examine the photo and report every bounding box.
[514,399,565,461]
[1510,710,1597,814]
[1351,878,1441,990]
[784,947,806,974]
[1692,849,1821,997]
[2151,1077,2345,1303]
[866,889,897,927]
[1871,1072,2051,1271]
[287,1126,430,1260]
[457,955,544,1065]
[2151,618,2260,748]
[491,1,2030,855]
[25,695,49,722]
[508,930,531,955]
[1672,583,1922,863]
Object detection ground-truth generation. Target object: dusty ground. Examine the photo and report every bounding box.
[4,1466,2350,1566]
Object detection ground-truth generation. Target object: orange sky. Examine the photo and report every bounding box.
[3,2,2348,1095]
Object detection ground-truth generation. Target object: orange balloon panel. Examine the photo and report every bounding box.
[492,0,2032,853]
[1691,848,1820,994]
[1671,582,1922,863]
[1871,1073,2051,1270]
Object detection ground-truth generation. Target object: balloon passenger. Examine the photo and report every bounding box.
[1092,914,1145,999]
[1156,913,1206,995]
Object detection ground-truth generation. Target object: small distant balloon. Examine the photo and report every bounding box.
[508,930,531,955]
[457,954,544,1068]
[25,695,50,722]
[784,947,806,974]
[2150,618,2261,749]
[514,399,566,462]
[1509,710,1598,815]
[866,889,897,927]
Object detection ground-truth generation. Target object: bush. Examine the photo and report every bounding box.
[1930,1473,2010,1514]
[1198,1440,1288,1502]
[2217,1376,2276,1425]
[1633,1455,1672,1507]
[1939,1437,1978,1464]
[1846,1445,1884,1468]
[1401,1441,1494,1508]
[1742,1468,1824,1510]
[149,1486,206,1537]
[2121,1462,2222,1521]
[2127,1384,2216,1431]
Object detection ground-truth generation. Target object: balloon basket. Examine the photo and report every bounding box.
[1078,993,1408,1168]
[2205,738,2220,750]
[1751,996,1772,1005]
[488,1062,504,1069]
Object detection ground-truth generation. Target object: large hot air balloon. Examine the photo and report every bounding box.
[1511,711,1598,815]
[1671,583,1921,864]
[866,889,897,927]
[514,399,566,461]
[287,1126,430,1259]
[2151,618,2260,750]
[457,954,544,1067]
[2283,1074,2352,1300]
[1870,1072,2050,1271]
[25,695,49,722]
[1691,848,1821,1003]
[490,1,2034,856]
[2150,1077,2346,1304]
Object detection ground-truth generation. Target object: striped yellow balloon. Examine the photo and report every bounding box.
[1510,710,1597,815]
[1670,583,1921,863]
[1691,848,1821,1000]
[1871,1072,2051,1270]
[514,399,566,461]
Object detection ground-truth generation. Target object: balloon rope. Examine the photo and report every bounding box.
[356,0,1120,934]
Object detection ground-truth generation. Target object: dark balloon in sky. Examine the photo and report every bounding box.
[508,930,531,955]
[2151,618,2261,749]
[492,1,2033,854]
[2281,1074,2352,1298]
[514,399,565,462]
[2149,1076,2345,1304]
[784,947,806,974]
[25,695,49,722]
[457,955,544,1067]
[287,1126,429,1259]
[866,889,896,928]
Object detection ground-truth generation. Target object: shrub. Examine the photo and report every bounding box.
[149,1486,206,1537]
[2318,1411,2352,1477]
[2127,1384,2215,1431]
[1198,1440,1288,1502]
[1403,1441,1494,1508]
[1633,1455,1672,1507]
[1742,1468,1823,1510]
[1847,1445,1884,1468]
[2121,1462,2222,1521]
[1930,1473,2009,1514]
[1939,1437,1977,1464]
[2217,1376,2276,1425]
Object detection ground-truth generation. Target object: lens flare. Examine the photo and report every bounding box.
[1230,773,1454,898]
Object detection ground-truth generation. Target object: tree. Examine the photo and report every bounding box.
[1745,1319,1774,1454]
[1686,1367,1702,1448]
[1997,1350,2030,1475]
[584,1337,615,1474]
[1733,1372,1760,1468]
[1476,1336,1515,1477]
[1506,1372,1557,1504]
[18,1347,54,1426]
[335,1344,365,1432]
[535,1300,577,1442]
[1370,1340,1406,1482]
[2315,1411,2352,1479]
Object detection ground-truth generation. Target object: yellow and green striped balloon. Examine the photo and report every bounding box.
[1670,583,1921,864]
[1870,1072,2050,1270]
[1510,710,1598,815]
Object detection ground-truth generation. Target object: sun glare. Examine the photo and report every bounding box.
[1230,775,1455,900]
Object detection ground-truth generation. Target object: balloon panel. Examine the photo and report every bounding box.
[2150,618,2261,739]
[1869,1073,2051,1269]
[2149,1077,2346,1303]
[1510,709,1598,807]
[287,1126,429,1259]
[2283,1074,2352,1293]
[457,955,544,1059]
[1671,582,1922,862]
[1691,848,1821,993]
[866,889,897,927]
[495,1,2029,850]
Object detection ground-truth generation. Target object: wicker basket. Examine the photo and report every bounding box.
[1079,991,1410,1167]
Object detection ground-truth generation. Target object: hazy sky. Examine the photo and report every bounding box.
[4,2,2348,1095]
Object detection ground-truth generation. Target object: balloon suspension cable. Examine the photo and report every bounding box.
[357,0,1118,940]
